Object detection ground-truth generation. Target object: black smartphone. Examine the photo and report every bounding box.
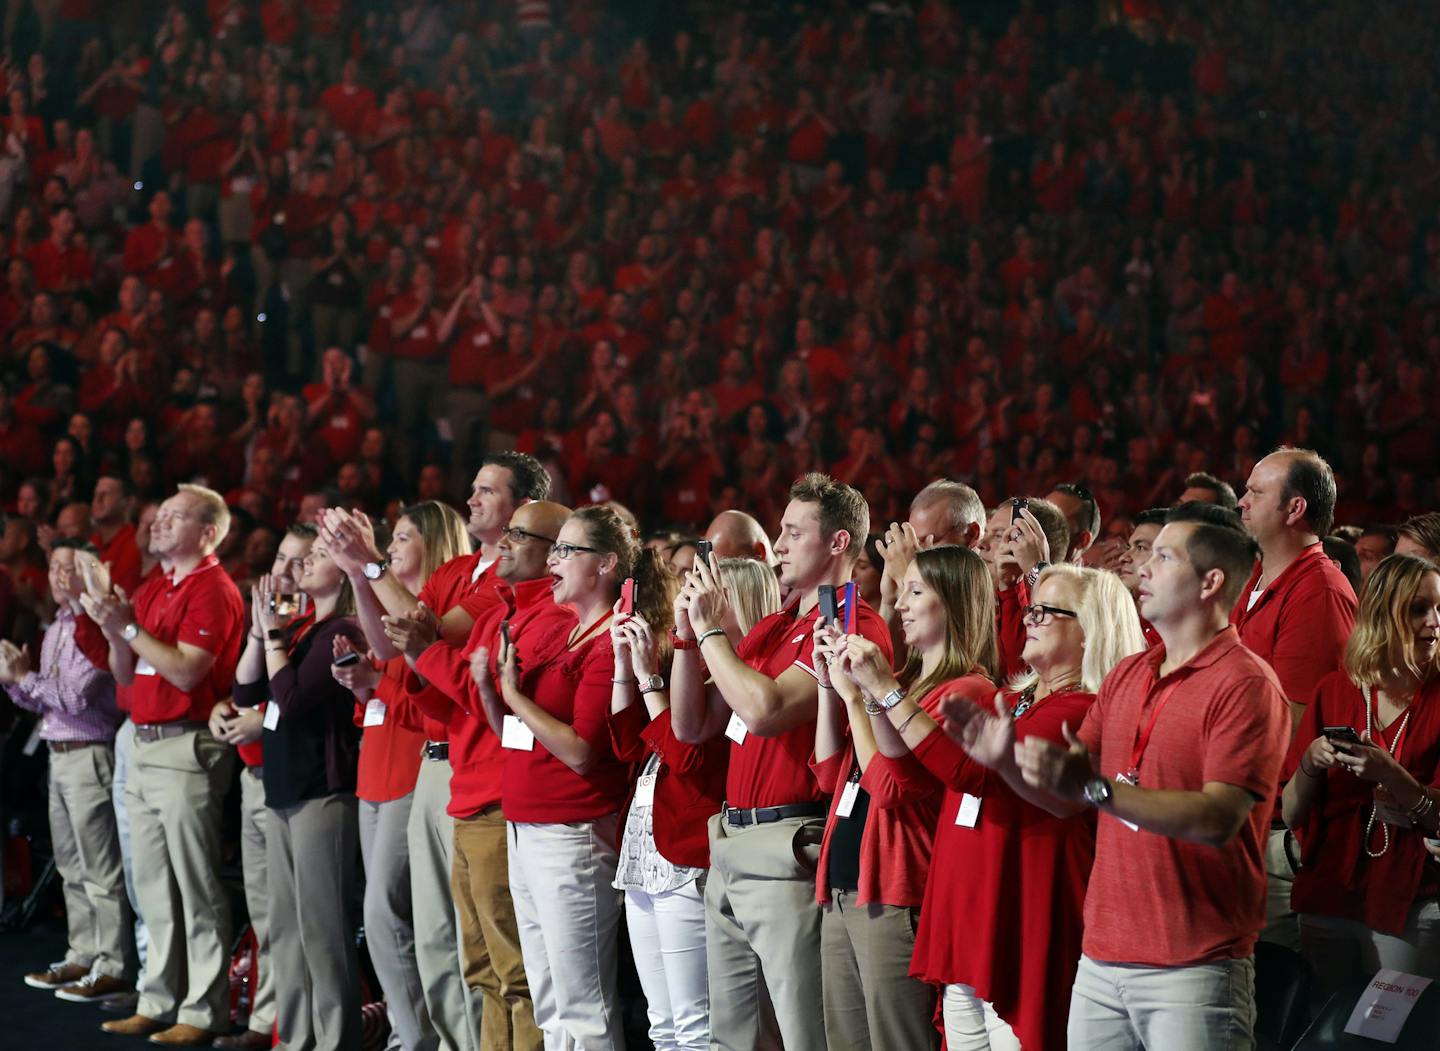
[500,620,512,648]
[695,539,713,568]
[1322,725,1363,750]
[1011,497,1028,523]
[818,584,838,626]
[333,651,361,668]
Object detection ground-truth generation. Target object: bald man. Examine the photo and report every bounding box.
[705,509,776,564]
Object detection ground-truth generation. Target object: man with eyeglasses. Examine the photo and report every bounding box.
[322,450,552,1051]
[408,499,571,1051]
[1014,503,1289,1049]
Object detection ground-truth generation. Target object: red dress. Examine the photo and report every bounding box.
[902,682,1097,1051]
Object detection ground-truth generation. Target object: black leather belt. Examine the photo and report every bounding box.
[49,739,109,754]
[722,802,827,827]
[423,741,450,761]
[133,722,204,743]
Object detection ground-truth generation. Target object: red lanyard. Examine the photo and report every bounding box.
[1129,679,1183,775]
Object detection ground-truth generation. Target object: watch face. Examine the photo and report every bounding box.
[364,561,383,580]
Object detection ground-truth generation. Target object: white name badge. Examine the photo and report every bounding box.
[412,325,429,339]
[330,414,351,429]
[954,792,982,828]
[501,714,535,751]
[724,711,748,745]
[633,771,657,808]
[263,703,280,731]
[837,779,861,818]
[363,698,386,727]
[1344,969,1433,1042]
[1113,771,1141,831]
[134,657,157,676]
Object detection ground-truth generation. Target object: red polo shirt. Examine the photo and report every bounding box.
[1076,627,1289,966]
[724,596,893,809]
[92,523,144,596]
[1231,543,1356,704]
[130,555,244,724]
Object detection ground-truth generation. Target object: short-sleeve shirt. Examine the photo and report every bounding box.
[409,551,504,740]
[1076,627,1289,966]
[130,555,245,724]
[724,596,893,809]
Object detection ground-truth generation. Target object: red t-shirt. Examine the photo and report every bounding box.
[724,596,893,809]
[354,657,427,804]
[91,523,143,596]
[1231,543,1356,704]
[446,319,501,388]
[1076,627,1289,966]
[301,384,366,465]
[130,556,245,724]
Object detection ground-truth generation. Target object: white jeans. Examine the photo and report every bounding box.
[508,818,624,1051]
[1068,954,1256,1051]
[625,879,709,1051]
[942,984,1021,1051]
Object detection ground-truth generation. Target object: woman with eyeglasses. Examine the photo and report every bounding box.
[330,501,472,1051]
[1281,553,1440,998]
[607,556,777,1051]
[470,505,670,1051]
[838,560,1144,1051]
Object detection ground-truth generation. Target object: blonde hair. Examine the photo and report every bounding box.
[900,545,998,702]
[1010,564,1146,693]
[717,557,781,636]
[1345,553,1440,688]
[176,483,230,550]
[397,501,472,583]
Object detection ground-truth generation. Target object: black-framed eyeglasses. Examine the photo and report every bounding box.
[550,541,601,560]
[502,526,557,546]
[1023,603,1078,625]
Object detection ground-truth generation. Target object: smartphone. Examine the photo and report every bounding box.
[500,620,512,648]
[619,577,636,615]
[333,650,361,668]
[841,581,856,632]
[1322,726,1363,750]
[1011,497,1028,523]
[695,539,713,568]
[818,584,838,626]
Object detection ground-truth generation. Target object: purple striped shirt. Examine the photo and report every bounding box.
[7,607,121,742]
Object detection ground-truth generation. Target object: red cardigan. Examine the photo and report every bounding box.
[609,705,728,870]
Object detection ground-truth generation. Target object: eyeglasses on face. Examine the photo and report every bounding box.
[1023,603,1079,625]
[549,541,601,560]
[502,526,557,546]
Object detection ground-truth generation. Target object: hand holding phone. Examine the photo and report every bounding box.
[818,584,838,627]
[1011,497,1028,523]
[1322,725,1363,752]
[333,650,362,668]
[695,539,713,569]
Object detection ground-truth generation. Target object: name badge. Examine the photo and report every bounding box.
[633,771,657,807]
[501,714,534,751]
[1113,770,1141,831]
[724,711,748,745]
[363,698,386,727]
[134,658,158,676]
[328,271,345,286]
[412,325,429,339]
[263,703,280,731]
[836,779,861,818]
[330,414,351,429]
[954,792,981,828]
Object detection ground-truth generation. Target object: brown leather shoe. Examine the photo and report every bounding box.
[24,960,90,989]
[212,1030,271,1050]
[56,972,134,1003]
[101,1013,168,1037]
[149,1024,216,1047]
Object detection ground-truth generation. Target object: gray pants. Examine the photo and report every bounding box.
[268,793,361,1051]
[360,793,434,1051]
[49,743,129,979]
[1067,954,1256,1051]
[705,814,826,1051]
[1259,827,1299,951]
[820,891,937,1051]
[239,767,276,1034]
[112,719,149,977]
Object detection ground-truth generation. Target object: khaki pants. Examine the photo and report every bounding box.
[1068,955,1256,1051]
[408,758,476,1051]
[820,891,937,1051]
[1259,827,1300,951]
[48,743,129,979]
[238,767,276,1034]
[359,793,432,1051]
[705,814,826,1051]
[454,807,541,1051]
[268,793,361,1051]
[128,729,235,1031]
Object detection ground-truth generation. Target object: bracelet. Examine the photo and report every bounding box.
[611,678,636,686]
[696,628,726,648]
[669,628,698,651]
[1299,758,1323,779]
[1409,788,1436,826]
[895,707,924,734]
[819,682,837,692]
[863,698,884,716]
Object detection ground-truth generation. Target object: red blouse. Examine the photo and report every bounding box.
[353,656,426,805]
[1286,673,1440,935]
[905,681,1097,1051]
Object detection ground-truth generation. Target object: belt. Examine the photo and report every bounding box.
[722,802,827,827]
[133,721,205,743]
[1271,817,1289,831]
[423,740,449,761]
[48,739,109,754]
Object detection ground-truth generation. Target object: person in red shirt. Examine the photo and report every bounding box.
[671,473,894,1051]
[302,347,374,470]
[1016,503,1290,1049]
[81,484,245,1045]
[1282,553,1440,999]
[121,191,180,281]
[28,205,93,294]
[318,59,377,140]
[1234,447,1358,949]
[89,476,143,595]
[1117,507,1168,648]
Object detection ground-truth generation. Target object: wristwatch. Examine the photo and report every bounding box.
[639,674,665,694]
[362,559,390,581]
[1082,777,1114,808]
[121,623,139,642]
[1025,560,1051,588]
[878,686,906,711]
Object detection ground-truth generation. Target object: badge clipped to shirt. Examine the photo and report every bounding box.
[262,702,280,731]
[501,714,535,751]
[1112,769,1141,831]
[362,698,387,727]
[837,779,862,819]
[954,792,982,828]
[724,711,748,745]
[633,770,658,808]
[134,657,158,676]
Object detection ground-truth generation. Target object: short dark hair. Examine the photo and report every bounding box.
[52,536,99,556]
[286,522,319,541]
[1181,471,1238,510]
[1052,482,1101,541]
[483,451,552,503]
[1274,447,1337,537]
[1023,496,1070,565]
[1165,502,1258,609]
[1133,507,1170,529]
[1360,524,1398,548]
[1322,536,1363,596]
[1398,513,1440,557]
[789,473,869,563]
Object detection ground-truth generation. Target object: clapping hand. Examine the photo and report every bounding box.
[1014,722,1093,800]
[382,601,440,660]
[940,691,1014,769]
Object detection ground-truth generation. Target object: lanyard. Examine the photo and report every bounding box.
[568,610,613,650]
[1128,679,1184,775]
